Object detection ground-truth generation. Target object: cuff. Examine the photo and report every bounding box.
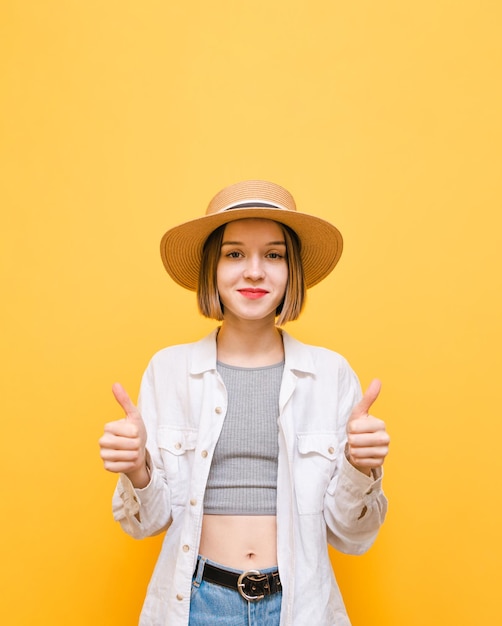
[339,453,384,497]
[115,450,154,519]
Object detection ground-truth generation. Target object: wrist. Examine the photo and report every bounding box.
[125,457,150,488]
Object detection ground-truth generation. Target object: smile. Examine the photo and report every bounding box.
[238,289,269,300]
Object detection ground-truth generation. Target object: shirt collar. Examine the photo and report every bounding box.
[280,329,316,375]
[189,328,220,374]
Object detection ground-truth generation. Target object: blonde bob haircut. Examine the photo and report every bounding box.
[197,220,306,326]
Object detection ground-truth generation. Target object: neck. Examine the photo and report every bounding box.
[217,319,284,367]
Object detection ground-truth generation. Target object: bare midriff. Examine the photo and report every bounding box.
[199,514,278,570]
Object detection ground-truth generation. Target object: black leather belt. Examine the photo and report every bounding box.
[200,562,282,602]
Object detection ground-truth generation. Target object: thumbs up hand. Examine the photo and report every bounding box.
[346,379,390,476]
[99,383,150,488]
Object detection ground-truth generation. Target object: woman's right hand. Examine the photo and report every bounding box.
[99,383,150,488]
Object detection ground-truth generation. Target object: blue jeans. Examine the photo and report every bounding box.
[189,557,282,626]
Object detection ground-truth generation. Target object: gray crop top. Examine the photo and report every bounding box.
[203,361,284,515]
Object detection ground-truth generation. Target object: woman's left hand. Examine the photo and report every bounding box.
[346,379,390,476]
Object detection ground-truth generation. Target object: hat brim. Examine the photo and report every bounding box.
[160,206,343,291]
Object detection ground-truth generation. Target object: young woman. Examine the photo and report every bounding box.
[99,180,390,626]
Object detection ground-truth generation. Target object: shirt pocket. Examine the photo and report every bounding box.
[157,426,198,505]
[294,432,337,515]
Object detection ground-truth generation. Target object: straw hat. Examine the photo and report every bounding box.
[160,180,343,290]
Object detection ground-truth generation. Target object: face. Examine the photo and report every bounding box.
[216,219,289,324]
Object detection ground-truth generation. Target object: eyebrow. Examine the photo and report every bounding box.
[221,240,286,247]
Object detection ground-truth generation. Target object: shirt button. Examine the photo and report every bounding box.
[190,499,197,506]
[328,446,335,455]
[215,406,222,414]
[174,442,182,450]
[201,450,208,458]
[182,544,190,552]
[176,593,183,601]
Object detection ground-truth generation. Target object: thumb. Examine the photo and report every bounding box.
[112,382,141,422]
[350,378,382,420]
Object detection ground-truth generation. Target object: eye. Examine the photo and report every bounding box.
[226,251,242,259]
[267,252,285,259]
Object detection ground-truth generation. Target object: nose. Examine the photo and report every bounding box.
[243,256,265,281]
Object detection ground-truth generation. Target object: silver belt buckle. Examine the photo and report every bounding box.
[237,569,266,602]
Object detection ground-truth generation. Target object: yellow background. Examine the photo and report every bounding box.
[1,1,501,624]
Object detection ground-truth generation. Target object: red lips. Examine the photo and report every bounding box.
[238,289,269,299]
